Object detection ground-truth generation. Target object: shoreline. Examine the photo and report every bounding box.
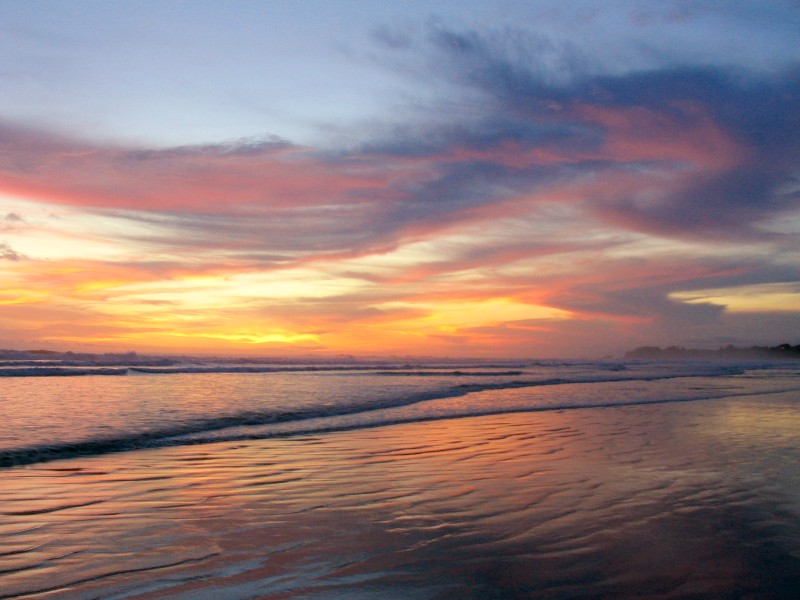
[2,392,799,598]
[4,362,796,470]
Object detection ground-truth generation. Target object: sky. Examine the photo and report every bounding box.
[1,0,799,358]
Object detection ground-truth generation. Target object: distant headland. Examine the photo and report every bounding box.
[625,343,800,360]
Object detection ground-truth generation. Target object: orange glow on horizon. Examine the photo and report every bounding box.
[2,78,797,360]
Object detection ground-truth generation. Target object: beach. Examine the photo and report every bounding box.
[4,3,800,597]
[2,385,800,599]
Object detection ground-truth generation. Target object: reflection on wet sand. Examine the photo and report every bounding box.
[1,393,799,599]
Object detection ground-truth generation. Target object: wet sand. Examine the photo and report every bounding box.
[2,392,800,599]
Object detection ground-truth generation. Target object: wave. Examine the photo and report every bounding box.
[372,370,524,376]
[0,367,129,377]
[0,364,528,377]
[0,360,757,378]
[126,365,517,375]
[168,386,800,449]
[0,365,760,469]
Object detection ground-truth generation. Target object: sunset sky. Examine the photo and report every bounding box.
[1,1,799,358]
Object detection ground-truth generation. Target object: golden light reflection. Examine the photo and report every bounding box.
[694,395,800,450]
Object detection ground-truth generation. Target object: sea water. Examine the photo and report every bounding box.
[2,360,800,599]
[1,359,799,467]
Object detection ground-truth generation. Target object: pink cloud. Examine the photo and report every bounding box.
[0,125,393,212]
[573,101,744,170]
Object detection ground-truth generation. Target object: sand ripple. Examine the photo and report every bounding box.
[0,393,799,598]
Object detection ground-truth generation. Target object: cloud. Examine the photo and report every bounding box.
[4,27,798,257]
[413,25,800,238]
[0,123,389,212]
[1,211,27,233]
[0,241,23,261]
[1,17,799,355]
[350,24,800,265]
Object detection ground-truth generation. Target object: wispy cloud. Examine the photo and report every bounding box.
[1,16,799,355]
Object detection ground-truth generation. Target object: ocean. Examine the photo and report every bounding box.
[1,359,800,598]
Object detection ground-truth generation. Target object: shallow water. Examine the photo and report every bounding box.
[1,388,800,599]
[2,361,797,467]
